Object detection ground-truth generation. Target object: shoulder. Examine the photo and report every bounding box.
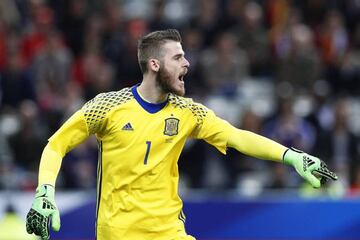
[168,94,209,124]
[83,87,133,110]
[81,87,134,134]
[82,87,134,118]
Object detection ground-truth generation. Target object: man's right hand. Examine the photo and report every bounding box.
[26,184,61,240]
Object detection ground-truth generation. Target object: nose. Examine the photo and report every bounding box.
[184,58,190,68]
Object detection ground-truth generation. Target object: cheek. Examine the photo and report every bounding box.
[164,66,177,80]
[165,63,178,73]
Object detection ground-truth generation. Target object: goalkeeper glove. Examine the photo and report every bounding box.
[26,184,61,239]
[283,148,338,188]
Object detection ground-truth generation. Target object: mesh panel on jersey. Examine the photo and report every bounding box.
[82,88,133,134]
[168,94,208,124]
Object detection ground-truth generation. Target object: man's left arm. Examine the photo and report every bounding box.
[188,101,337,188]
[227,127,338,188]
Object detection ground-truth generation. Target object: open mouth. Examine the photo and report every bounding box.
[178,69,187,82]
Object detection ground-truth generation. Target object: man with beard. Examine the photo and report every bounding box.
[25,29,337,240]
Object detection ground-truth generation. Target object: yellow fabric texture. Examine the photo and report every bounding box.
[37,87,232,239]
[39,110,89,185]
[227,128,287,161]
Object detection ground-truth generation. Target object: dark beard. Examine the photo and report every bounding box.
[156,67,184,96]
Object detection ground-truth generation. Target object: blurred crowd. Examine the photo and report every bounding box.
[0,0,359,197]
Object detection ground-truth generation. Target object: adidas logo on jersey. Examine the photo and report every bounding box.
[122,122,134,131]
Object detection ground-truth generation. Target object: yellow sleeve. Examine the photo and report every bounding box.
[38,110,90,185]
[38,92,115,185]
[191,104,233,154]
[227,127,287,162]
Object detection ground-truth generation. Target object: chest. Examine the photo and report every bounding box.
[103,105,193,148]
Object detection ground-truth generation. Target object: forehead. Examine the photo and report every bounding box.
[161,41,184,57]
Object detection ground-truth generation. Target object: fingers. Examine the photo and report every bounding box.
[312,168,338,181]
[32,221,49,240]
[26,222,34,234]
[26,209,36,234]
[305,172,321,188]
[51,210,61,231]
[310,160,337,181]
[26,209,34,234]
[26,209,49,239]
[304,156,338,186]
[39,217,50,240]
[26,212,34,234]
[313,169,337,180]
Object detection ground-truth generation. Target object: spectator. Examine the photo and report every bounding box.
[8,100,47,173]
[201,31,249,96]
[84,62,116,100]
[277,23,322,91]
[188,0,221,47]
[32,31,72,108]
[115,18,147,88]
[263,97,316,187]
[20,4,56,66]
[317,10,349,92]
[102,0,126,69]
[59,0,88,57]
[339,22,360,95]
[1,50,35,108]
[264,97,316,151]
[315,98,359,187]
[148,0,173,31]
[236,1,272,76]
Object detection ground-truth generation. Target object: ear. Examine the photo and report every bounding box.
[149,59,160,72]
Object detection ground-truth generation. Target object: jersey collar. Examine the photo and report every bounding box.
[131,84,168,114]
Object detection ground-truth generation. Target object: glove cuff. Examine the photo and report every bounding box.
[283,147,303,165]
[35,184,55,198]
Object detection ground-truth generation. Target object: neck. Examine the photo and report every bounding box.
[137,74,168,103]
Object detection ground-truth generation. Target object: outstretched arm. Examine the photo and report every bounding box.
[227,128,287,162]
[227,127,338,188]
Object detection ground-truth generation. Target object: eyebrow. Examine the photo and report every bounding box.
[173,53,184,59]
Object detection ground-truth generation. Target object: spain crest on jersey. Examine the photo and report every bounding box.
[164,117,179,136]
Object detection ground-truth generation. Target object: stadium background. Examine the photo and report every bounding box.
[0,0,359,239]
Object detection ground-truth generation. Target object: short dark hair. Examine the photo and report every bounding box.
[137,29,182,73]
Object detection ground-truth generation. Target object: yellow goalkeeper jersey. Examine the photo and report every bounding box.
[45,85,233,239]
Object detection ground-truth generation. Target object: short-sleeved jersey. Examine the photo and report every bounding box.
[48,85,233,239]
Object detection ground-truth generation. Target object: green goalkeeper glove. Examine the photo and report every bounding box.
[283,148,338,188]
[26,184,61,239]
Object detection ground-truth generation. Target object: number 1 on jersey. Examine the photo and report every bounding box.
[144,141,151,165]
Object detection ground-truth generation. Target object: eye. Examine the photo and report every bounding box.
[174,54,183,60]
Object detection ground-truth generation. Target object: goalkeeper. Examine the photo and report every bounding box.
[26,29,337,240]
